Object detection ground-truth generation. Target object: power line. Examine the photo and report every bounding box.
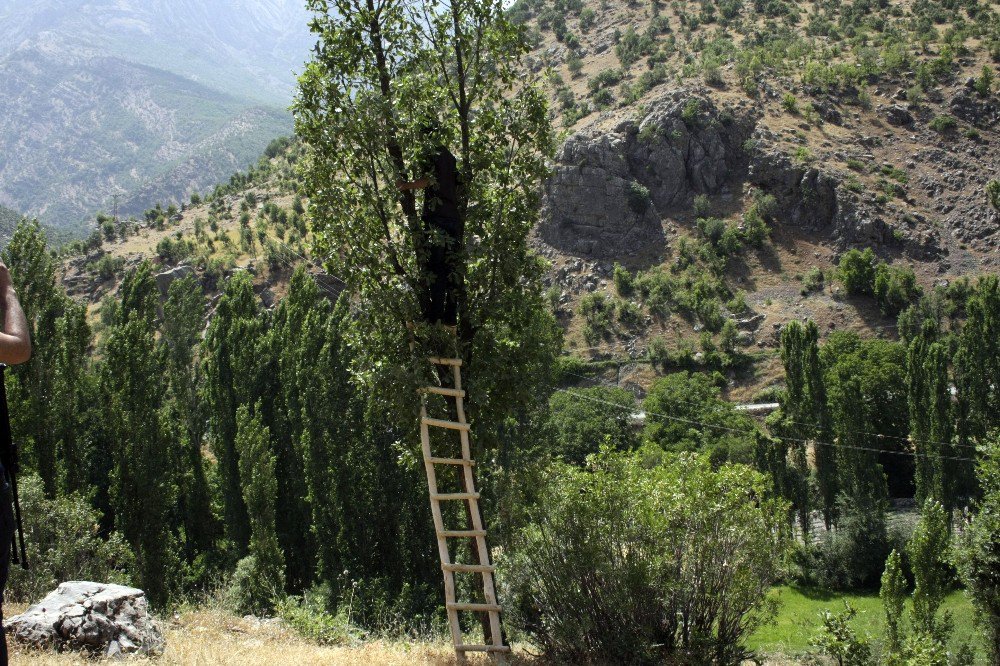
[556,372,978,462]
[552,386,980,464]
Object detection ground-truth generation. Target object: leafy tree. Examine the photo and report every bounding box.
[880,549,907,657]
[838,248,877,296]
[230,403,285,615]
[874,263,921,316]
[642,371,757,464]
[295,0,561,450]
[546,386,638,464]
[954,439,1000,665]
[162,276,216,578]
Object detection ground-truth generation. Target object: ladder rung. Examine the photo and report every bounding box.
[443,563,495,573]
[428,356,462,367]
[439,529,487,538]
[456,644,511,653]
[431,492,480,501]
[420,386,466,398]
[447,602,502,613]
[427,457,475,466]
[422,417,470,431]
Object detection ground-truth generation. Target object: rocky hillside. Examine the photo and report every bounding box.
[520,0,1000,397]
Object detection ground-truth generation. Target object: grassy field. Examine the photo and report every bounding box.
[749,586,984,661]
[9,587,985,664]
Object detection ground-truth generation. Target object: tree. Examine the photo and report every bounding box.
[987,179,1000,211]
[546,386,638,464]
[103,262,178,606]
[231,403,285,615]
[955,439,1000,665]
[295,0,561,449]
[838,248,877,296]
[162,276,216,578]
[202,272,265,557]
[880,549,907,657]
[908,500,951,638]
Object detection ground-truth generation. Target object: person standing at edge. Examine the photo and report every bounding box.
[0,258,31,666]
[397,132,464,329]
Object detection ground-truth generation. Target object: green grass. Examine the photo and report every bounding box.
[749,586,983,660]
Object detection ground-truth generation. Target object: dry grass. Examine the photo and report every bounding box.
[8,606,531,666]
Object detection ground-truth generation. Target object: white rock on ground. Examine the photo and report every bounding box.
[7,581,165,657]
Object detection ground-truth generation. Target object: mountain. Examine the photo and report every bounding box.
[0,44,292,229]
[0,0,314,105]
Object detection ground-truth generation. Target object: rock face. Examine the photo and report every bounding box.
[8,581,165,657]
[155,264,195,296]
[540,89,756,258]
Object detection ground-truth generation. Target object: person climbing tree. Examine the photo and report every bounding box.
[397,134,464,328]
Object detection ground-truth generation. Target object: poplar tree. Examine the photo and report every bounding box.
[233,402,285,614]
[203,272,265,557]
[880,549,907,656]
[103,262,178,606]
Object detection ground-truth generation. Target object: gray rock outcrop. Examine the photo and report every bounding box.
[540,90,756,258]
[155,264,195,296]
[8,581,165,657]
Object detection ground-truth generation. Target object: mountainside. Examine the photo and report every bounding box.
[518,0,1000,397]
[0,0,313,105]
[0,45,292,231]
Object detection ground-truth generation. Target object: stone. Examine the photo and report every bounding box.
[154,264,195,296]
[882,105,913,126]
[8,582,164,657]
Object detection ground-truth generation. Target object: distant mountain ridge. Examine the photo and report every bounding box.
[0,0,313,104]
[0,45,292,229]
[0,0,312,231]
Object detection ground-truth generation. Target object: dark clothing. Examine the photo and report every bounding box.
[0,467,12,666]
[419,148,464,326]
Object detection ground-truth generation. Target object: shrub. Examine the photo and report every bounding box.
[566,51,583,77]
[974,65,995,97]
[782,92,799,113]
[627,180,652,214]
[7,474,134,603]
[503,450,790,665]
[987,179,1000,211]
[693,193,712,217]
[802,267,825,295]
[276,587,361,645]
[838,247,877,296]
[929,114,957,133]
[579,292,616,343]
[874,263,921,315]
[578,7,595,31]
[810,602,874,665]
[612,263,635,296]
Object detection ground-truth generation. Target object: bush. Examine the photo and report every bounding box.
[693,193,712,217]
[802,267,825,295]
[874,263,921,315]
[838,247,877,296]
[276,587,362,645]
[612,263,635,296]
[929,114,957,133]
[579,292,616,343]
[7,474,134,603]
[627,180,652,214]
[804,495,891,590]
[503,450,790,665]
[782,92,799,113]
[987,179,1000,211]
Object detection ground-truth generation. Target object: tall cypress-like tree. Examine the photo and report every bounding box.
[162,275,216,574]
[103,262,178,606]
[908,326,935,506]
[234,402,285,614]
[925,342,956,515]
[202,272,264,557]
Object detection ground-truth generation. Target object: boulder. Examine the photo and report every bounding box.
[882,104,913,126]
[7,581,164,657]
[155,264,195,296]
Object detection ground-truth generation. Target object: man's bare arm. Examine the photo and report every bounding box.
[0,261,31,365]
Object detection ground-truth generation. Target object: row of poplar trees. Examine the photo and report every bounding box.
[775,276,999,533]
[2,219,442,612]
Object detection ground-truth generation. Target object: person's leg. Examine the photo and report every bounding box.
[0,481,14,666]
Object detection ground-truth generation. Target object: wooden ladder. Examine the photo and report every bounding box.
[419,356,509,664]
